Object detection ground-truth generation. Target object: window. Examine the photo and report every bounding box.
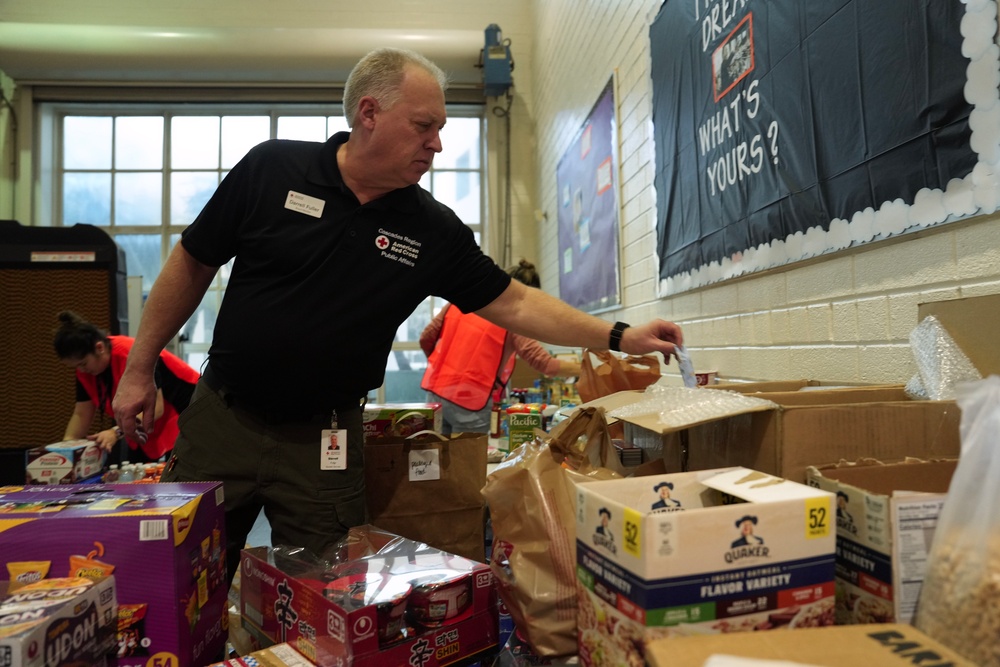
[48,102,485,402]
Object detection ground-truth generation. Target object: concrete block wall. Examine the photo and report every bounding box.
[529,0,1000,384]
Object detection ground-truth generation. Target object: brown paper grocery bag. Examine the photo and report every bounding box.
[483,407,623,657]
[577,348,662,403]
[364,431,488,562]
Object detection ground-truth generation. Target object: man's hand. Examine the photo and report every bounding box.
[619,319,685,362]
[112,369,156,443]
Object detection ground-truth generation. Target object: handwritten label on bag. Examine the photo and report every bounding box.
[408,448,441,481]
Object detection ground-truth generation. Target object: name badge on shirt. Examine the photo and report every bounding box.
[285,190,326,218]
[321,429,347,470]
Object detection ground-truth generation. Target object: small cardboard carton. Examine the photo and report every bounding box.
[362,403,442,441]
[806,458,957,626]
[587,385,960,483]
[239,541,499,667]
[575,467,836,667]
[206,643,312,667]
[25,439,107,484]
[645,622,977,666]
[0,575,118,667]
[0,482,228,667]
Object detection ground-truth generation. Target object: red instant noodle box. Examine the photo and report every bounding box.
[239,540,499,666]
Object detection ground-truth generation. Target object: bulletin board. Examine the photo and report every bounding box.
[556,78,621,313]
[650,0,1000,295]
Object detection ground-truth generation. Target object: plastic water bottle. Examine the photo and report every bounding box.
[119,463,134,483]
[104,464,120,483]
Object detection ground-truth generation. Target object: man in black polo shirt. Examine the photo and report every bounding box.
[113,46,684,581]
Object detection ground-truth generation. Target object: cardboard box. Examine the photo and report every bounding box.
[806,458,956,626]
[362,403,442,441]
[645,622,977,666]
[590,385,960,483]
[239,541,499,667]
[0,482,228,667]
[575,467,836,666]
[25,439,107,484]
[0,575,118,667]
[206,643,312,667]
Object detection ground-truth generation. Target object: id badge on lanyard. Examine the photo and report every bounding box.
[320,409,347,470]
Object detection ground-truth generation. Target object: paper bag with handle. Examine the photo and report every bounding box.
[482,406,624,657]
[576,348,662,403]
[364,430,488,562]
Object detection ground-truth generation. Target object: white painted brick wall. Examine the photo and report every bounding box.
[530,0,1000,384]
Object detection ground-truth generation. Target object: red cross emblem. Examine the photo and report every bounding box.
[375,235,390,249]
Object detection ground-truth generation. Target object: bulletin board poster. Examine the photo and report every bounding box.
[557,79,621,313]
[650,0,1000,295]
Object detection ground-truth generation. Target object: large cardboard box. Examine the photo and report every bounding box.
[575,467,836,667]
[0,482,228,667]
[239,541,499,667]
[0,575,118,667]
[645,622,977,666]
[806,458,956,626]
[590,385,960,483]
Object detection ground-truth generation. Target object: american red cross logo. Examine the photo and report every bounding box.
[375,235,390,249]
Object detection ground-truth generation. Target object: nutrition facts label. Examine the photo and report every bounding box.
[892,496,946,624]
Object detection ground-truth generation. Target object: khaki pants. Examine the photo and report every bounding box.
[162,379,365,583]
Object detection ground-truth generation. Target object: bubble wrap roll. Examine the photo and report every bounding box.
[907,315,982,401]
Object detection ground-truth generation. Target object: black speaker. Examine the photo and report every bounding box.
[0,220,128,483]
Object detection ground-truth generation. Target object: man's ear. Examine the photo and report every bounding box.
[357,96,379,129]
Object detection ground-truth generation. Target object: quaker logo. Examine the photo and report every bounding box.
[725,514,770,563]
[836,491,858,535]
[650,481,683,513]
[592,506,617,554]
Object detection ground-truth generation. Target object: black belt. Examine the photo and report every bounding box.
[201,364,364,425]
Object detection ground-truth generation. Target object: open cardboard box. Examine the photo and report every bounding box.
[807,458,957,626]
[584,385,961,484]
[644,622,977,666]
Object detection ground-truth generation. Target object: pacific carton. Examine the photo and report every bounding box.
[645,622,977,666]
[239,540,498,667]
[806,458,956,625]
[575,467,836,667]
[0,482,228,667]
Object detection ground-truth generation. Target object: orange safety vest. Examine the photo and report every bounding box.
[76,335,201,460]
[421,306,516,411]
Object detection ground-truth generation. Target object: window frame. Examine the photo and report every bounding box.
[40,100,487,403]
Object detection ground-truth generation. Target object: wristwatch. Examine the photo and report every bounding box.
[609,321,630,352]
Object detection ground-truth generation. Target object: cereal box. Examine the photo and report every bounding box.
[575,467,836,667]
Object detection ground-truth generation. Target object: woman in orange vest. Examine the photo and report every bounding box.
[53,310,201,463]
[420,260,581,434]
